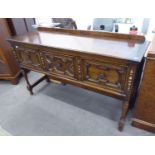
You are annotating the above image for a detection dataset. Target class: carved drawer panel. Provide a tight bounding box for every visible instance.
[82,59,128,94]
[13,44,136,97]
[39,51,76,80]
[14,45,42,70]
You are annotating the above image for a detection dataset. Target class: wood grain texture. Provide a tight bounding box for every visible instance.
[0,18,20,84]
[8,27,149,62]
[7,28,148,131]
[37,27,145,42]
[132,57,155,132]
[132,35,155,133]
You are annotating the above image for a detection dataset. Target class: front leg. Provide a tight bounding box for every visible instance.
[21,69,34,95]
[21,69,50,95]
[118,100,129,131]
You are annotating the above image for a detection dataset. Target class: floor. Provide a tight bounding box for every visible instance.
[0,71,154,136]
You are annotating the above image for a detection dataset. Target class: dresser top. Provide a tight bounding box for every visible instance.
[8,27,150,62]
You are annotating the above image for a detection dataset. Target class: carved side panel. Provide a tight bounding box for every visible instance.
[126,67,135,95]
[74,57,83,80]
[40,52,75,79]
[83,60,128,93]
[14,45,42,70]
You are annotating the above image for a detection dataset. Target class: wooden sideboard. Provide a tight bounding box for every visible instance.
[7,27,149,131]
[132,35,155,133]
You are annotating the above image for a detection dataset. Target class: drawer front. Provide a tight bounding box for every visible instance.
[14,45,76,80]
[82,59,131,94]
[13,44,136,97]
[39,50,76,80]
[14,45,43,70]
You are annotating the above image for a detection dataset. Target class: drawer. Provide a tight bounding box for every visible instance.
[82,59,129,94]
[14,45,43,70]
[39,51,76,80]
[14,45,77,80]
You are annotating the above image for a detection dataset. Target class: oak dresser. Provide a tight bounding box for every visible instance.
[7,27,149,131]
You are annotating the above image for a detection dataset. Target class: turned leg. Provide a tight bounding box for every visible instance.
[118,100,129,131]
[21,69,50,95]
[21,69,33,95]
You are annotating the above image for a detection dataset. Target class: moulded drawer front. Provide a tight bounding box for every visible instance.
[82,59,128,94]
[14,45,43,70]
[39,51,76,80]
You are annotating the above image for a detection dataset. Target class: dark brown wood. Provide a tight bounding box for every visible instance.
[37,26,145,42]
[132,35,155,133]
[119,101,129,131]
[21,69,49,95]
[7,27,149,131]
[8,28,149,62]
[0,18,20,84]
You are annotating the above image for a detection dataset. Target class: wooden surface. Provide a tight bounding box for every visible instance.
[0,18,20,84]
[8,28,149,131]
[132,35,155,133]
[37,27,145,41]
[8,27,149,62]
